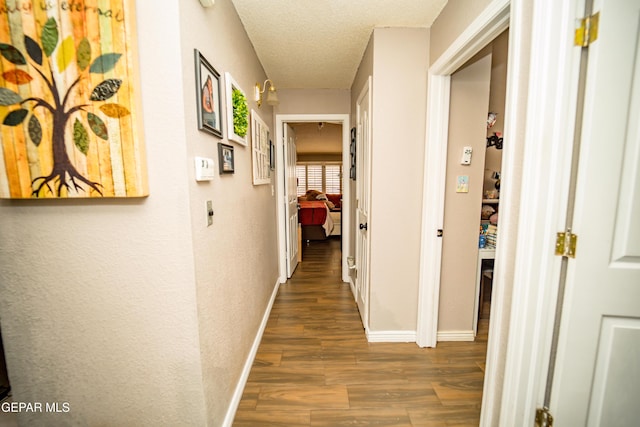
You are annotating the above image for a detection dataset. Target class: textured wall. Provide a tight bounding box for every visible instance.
[179,0,280,424]
[429,0,495,64]
[0,0,282,425]
[0,1,208,425]
[363,28,430,332]
[438,53,492,332]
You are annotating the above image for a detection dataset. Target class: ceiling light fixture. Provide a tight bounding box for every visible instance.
[254,79,279,107]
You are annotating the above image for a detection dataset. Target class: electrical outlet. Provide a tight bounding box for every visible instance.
[206,200,214,226]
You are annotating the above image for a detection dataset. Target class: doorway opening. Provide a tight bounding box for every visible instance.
[275,114,351,286]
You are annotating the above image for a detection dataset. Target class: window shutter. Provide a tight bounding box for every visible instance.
[325,165,342,194]
[306,165,323,192]
[296,165,306,196]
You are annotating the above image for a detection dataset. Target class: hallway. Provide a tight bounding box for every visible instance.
[233,238,488,426]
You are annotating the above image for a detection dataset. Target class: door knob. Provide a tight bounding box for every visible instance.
[359,223,368,230]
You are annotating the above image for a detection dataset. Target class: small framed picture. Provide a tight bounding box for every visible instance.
[218,143,235,174]
[269,140,275,170]
[195,50,223,138]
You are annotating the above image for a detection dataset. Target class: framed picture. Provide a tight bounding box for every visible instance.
[269,140,275,170]
[195,50,223,138]
[251,110,270,185]
[350,127,357,180]
[0,0,148,198]
[225,72,249,146]
[218,143,235,174]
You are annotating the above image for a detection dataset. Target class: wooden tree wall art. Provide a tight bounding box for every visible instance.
[0,1,148,198]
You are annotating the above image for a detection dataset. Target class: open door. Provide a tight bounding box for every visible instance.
[548,1,640,423]
[438,53,492,339]
[355,78,372,329]
[284,124,299,278]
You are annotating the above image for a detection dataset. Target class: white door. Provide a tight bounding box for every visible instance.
[550,1,640,424]
[284,124,299,278]
[355,78,372,328]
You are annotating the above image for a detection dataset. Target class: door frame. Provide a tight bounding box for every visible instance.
[416,0,585,425]
[275,114,351,284]
[416,0,510,347]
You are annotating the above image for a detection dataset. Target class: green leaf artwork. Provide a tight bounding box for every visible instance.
[73,119,89,154]
[89,53,122,74]
[28,115,42,147]
[41,18,59,57]
[3,109,28,126]
[77,38,91,71]
[24,35,43,65]
[232,88,248,137]
[87,112,108,140]
[0,43,26,65]
[0,88,22,106]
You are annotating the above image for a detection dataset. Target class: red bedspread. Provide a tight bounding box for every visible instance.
[298,201,327,225]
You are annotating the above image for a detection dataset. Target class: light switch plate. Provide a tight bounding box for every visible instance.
[206,200,214,226]
[195,157,215,181]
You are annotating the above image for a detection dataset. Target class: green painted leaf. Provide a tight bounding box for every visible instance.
[89,53,122,74]
[0,88,23,106]
[41,17,59,57]
[87,112,108,140]
[0,43,26,65]
[28,115,42,146]
[90,79,122,101]
[73,118,90,155]
[77,38,91,71]
[3,109,28,126]
[24,35,43,65]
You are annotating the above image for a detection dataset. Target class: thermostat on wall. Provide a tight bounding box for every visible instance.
[461,146,473,165]
[195,157,215,181]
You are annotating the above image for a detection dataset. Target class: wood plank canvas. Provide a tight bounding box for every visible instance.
[0,0,147,198]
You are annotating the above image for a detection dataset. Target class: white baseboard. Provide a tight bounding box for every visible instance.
[366,330,417,343]
[222,278,280,427]
[437,330,475,342]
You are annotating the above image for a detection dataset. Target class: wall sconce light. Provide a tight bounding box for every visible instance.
[254,79,279,107]
[199,0,215,7]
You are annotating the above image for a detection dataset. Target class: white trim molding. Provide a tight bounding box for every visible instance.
[223,279,280,427]
[366,330,417,343]
[436,330,475,342]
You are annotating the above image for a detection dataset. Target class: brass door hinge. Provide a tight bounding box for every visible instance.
[555,230,578,258]
[535,407,554,427]
[575,12,600,47]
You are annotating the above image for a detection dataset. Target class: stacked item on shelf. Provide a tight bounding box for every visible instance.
[485,224,498,248]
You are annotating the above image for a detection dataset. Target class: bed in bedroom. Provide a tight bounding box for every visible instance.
[298,192,342,241]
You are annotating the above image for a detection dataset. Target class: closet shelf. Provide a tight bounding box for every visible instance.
[482,199,499,204]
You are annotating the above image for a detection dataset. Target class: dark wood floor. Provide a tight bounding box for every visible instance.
[233,237,489,426]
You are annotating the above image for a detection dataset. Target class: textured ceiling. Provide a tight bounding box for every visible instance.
[231,0,448,89]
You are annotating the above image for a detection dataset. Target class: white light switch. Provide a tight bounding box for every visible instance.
[461,146,473,165]
[195,157,215,181]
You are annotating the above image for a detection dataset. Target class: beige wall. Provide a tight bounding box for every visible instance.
[275,89,351,115]
[0,1,208,425]
[179,0,279,423]
[438,53,492,332]
[0,0,279,425]
[429,0,495,64]
[351,28,430,332]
